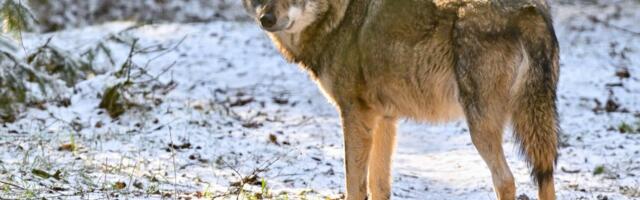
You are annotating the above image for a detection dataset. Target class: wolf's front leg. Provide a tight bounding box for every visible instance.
[340,105,379,200]
[368,117,397,200]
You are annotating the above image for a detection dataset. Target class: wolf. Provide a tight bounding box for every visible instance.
[242,0,560,199]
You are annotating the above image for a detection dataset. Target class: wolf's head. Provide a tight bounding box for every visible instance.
[242,0,326,33]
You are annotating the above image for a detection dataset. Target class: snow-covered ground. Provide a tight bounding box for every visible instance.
[1,1,639,199]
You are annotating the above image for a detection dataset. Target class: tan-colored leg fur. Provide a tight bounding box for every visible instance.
[468,115,515,200]
[367,117,397,200]
[452,34,519,199]
[341,106,378,200]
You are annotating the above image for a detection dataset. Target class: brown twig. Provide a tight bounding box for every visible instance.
[587,15,640,36]
[0,180,26,190]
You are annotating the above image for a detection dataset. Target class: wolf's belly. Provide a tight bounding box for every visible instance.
[364,69,464,122]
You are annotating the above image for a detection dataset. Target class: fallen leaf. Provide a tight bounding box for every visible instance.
[113,181,127,190]
[58,143,77,152]
[32,169,51,179]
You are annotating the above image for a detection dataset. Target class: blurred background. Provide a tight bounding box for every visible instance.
[28,0,246,32]
[0,0,638,199]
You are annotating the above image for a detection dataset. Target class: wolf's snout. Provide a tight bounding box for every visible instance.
[259,13,277,29]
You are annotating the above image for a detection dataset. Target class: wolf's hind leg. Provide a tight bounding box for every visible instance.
[367,116,397,200]
[453,23,519,199]
[456,81,515,200]
[465,107,515,200]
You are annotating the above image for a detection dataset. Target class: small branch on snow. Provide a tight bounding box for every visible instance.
[587,15,640,36]
[0,180,26,190]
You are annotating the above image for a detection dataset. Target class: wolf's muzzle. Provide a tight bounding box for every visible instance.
[260,13,277,29]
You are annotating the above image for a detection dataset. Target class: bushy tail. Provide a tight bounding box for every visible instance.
[511,5,560,186]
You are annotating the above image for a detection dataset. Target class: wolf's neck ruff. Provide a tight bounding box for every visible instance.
[267,0,355,76]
